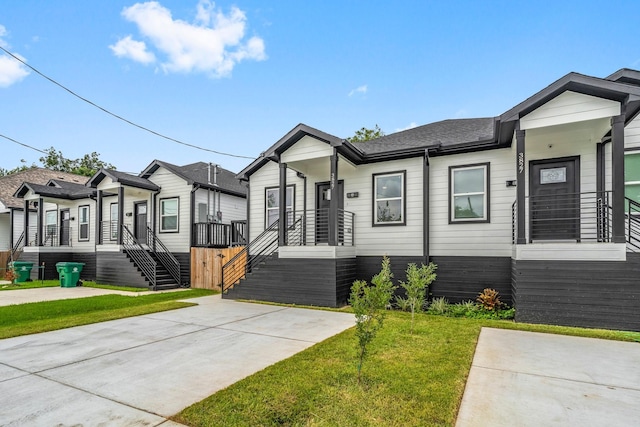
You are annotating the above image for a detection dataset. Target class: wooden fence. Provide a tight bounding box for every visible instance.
[0,251,10,277]
[190,246,245,290]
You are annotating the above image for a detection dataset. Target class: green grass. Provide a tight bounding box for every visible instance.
[0,280,148,292]
[175,311,640,427]
[0,288,215,339]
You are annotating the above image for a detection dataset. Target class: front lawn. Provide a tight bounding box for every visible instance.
[175,311,639,427]
[0,280,147,292]
[0,289,215,339]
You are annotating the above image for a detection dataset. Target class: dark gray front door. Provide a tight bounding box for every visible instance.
[60,209,70,246]
[134,202,147,243]
[315,181,344,244]
[529,157,580,241]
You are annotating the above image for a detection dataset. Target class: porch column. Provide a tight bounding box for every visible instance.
[23,199,29,247]
[611,114,625,243]
[36,198,43,247]
[96,190,103,245]
[329,149,339,246]
[516,127,526,244]
[117,187,124,245]
[278,162,287,246]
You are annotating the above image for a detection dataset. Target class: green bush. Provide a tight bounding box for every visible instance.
[396,262,437,333]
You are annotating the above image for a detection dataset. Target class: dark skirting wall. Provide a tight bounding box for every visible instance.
[224,256,356,307]
[20,252,96,281]
[512,253,640,332]
[356,256,512,305]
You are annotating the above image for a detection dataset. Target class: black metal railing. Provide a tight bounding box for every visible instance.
[25,225,72,247]
[192,222,230,247]
[11,231,24,260]
[511,201,517,244]
[146,225,181,285]
[231,220,247,246]
[627,198,640,252]
[122,224,157,289]
[100,221,120,243]
[286,209,355,246]
[221,220,279,291]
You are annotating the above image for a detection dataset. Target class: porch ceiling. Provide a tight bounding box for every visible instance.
[286,154,357,177]
[523,117,611,146]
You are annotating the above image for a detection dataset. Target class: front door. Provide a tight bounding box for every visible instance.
[315,181,344,244]
[529,157,580,241]
[60,209,70,246]
[134,202,147,243]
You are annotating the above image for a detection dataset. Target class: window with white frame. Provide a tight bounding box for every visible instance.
[450,163,490,222]
[160,198,179,232]
[78,205,89,241]
[265,186,294,227]
[373,171,405,225]
[45,210,57,243]
[625,152,640,208]
[110,203,118,240]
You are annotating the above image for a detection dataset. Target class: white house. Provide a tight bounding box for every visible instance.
[224,68,640,331]
[15,160,247,289]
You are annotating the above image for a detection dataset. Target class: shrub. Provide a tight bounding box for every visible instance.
[4,268,16,283]
[476,288,503,311]
[349,256,396,383]
[426,297,450,315]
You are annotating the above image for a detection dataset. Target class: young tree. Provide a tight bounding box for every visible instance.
[346,124,385,142]
[349,256,395,383]
[396,262,437,334]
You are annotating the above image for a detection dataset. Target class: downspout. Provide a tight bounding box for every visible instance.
[207,163,212,223]
[297,171,307,245]
[190,184,199,248]
[423,149,430,264]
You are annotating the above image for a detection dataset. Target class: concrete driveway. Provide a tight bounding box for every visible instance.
[0,295,355,426]
[456,328,640,427]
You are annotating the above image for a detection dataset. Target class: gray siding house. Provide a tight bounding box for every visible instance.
[15,160,246,289]
[224,68,640,331]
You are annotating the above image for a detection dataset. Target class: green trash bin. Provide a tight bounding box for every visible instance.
[10,261,34,283]
[56,262,85,288]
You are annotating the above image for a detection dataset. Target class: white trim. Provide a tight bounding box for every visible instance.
[512,243,626,261]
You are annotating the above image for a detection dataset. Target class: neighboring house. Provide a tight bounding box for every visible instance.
[225,68,640,332]
[0,168,88,256]
[14,160,247,289]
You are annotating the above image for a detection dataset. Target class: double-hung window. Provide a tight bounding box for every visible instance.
[450,163,490,223]
[110,203,118,240]
[625,152,640,210]
[45,210,57,244]
[160,198,179,232]
[78,205,89,241]
[373,171,405,225]
[266,186,294,227]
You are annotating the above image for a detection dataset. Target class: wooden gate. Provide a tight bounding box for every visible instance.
[190,247,245,290]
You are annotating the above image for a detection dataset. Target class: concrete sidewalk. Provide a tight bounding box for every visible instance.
[0,285,188,306]
[456,328,640,426]
[0,295,355,426]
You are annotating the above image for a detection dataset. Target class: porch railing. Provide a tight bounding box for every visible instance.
[11,231,25,260]
[287,209,355,246]
[100,221,121,243]
[122,224,157,290]
[25,225,72,247]
[627,198,640,252]
[192,222,230,247]
[146,225,181,285]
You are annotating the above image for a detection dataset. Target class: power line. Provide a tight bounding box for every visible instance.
[0,45,256,160]
[0,133,48,155]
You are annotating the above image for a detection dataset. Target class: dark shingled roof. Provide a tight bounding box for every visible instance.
[15,181,95,200]
[142,160,246,197]
[355,118,497,154]
[0,168,87,209]
[88,169,160,191]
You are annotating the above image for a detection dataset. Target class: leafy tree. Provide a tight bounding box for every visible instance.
[349,256,395,383]
[39,147,115,177]
[0,160,36,177]
[347,124,385,142]
[396,262,437,334]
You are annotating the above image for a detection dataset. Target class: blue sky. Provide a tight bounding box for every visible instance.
[1,0,639,175]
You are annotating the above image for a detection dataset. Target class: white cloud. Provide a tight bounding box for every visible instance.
[112,0,266,77]
[395,122,417,132]
[0,25,30,88]
[454,109,468,118]
[109,35,156,64]
[348,84,368,97]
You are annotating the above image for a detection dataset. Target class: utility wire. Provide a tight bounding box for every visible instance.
[0,46,256,160]
[0,133,48,155]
